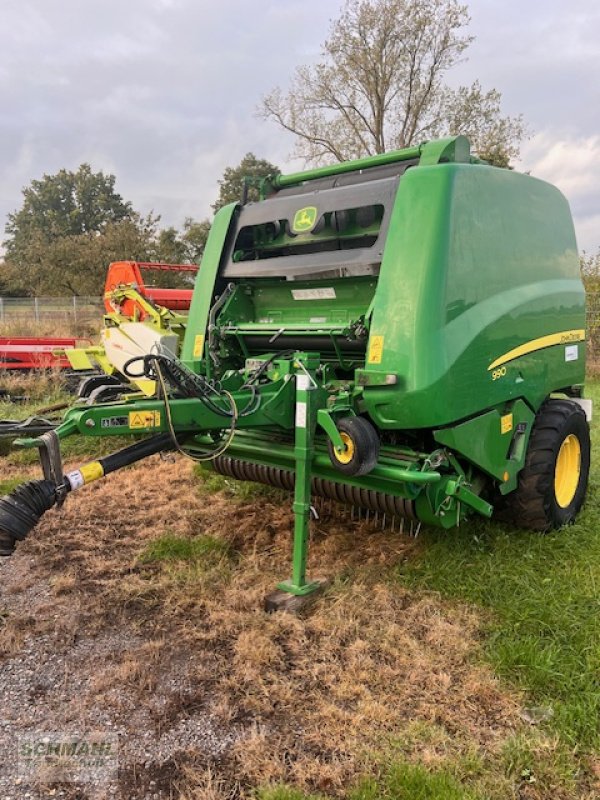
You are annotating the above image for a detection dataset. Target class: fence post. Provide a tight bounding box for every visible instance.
[34,297,40,323]
[0,297,4,324]
[72,295,78,323]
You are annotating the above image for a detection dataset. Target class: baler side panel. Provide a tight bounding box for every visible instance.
[363,165,585,430]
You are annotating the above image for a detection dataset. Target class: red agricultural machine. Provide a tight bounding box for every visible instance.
[0,337,91,371]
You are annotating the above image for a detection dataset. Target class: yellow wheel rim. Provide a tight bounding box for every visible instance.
[554,434,581,508]
[335,431,355,465]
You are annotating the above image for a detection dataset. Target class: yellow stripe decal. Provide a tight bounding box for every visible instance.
[488,329,585,371]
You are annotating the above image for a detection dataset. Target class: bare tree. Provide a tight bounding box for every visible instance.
[261,0,526,166]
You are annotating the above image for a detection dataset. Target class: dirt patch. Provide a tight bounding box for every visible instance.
[0,455,523,798]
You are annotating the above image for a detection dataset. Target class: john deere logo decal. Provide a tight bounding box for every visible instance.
[292,206,318,233]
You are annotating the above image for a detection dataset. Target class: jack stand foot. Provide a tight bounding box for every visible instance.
[264,577,329,614]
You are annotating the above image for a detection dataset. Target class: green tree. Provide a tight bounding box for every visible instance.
[212,153,279,212]
[156,217,211,264]
[2,164,160,295]
[261,0,526,167]
[581,249,600,292]
[3,213,159,296]
[152,218,210,288]
[4,164,133,262]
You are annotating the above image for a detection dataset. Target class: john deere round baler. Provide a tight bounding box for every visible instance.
[0,136,590,604]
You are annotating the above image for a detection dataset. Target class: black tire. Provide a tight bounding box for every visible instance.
[327,416,380,476]
[507,398,590,531]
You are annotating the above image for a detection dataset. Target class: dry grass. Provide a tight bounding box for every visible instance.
[0,611,35,657]
[0,454,530,797]
[0,368,67,400]
[0,318,99,339]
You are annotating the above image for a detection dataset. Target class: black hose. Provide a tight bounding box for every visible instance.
[98,432,174,476]
[0,480,57,555]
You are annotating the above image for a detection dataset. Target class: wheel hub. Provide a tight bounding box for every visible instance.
[554,433,581,508]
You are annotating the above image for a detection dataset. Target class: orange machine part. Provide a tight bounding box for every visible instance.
[104,261,199,320]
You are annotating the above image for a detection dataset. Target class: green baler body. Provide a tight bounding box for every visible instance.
[364,163,584,428]
[182,158,584,432]
[35,136,586,546]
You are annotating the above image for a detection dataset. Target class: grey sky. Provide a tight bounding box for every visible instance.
[0,0,598,252]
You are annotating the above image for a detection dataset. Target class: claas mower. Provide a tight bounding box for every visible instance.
[65,260,198,401]
[0,136,591,605]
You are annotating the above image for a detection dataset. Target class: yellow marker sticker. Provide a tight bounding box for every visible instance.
[368,335,385,364]
[129,411,161,429]
[80,461,104,484]
[500,413,513,435]
[292,206,318,233]
[193,334,205,358]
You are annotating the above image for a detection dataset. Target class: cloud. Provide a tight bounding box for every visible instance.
[0,0,332,238]
[519,132,600,252]
[0,0,598,260]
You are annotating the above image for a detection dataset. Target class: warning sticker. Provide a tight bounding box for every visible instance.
[129,411,161,429]
[367,335,384,364]
[193,334,205,358]
[500,413,513,435]
[565,344,579,362]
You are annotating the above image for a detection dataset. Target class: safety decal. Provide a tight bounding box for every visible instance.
[565,344,579,362]
[101,416,128,428]
[193,334,205,358]
[129,411,161,429]
[367,335,384,364]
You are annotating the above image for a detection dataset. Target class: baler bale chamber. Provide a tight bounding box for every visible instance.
[0,135,591,604]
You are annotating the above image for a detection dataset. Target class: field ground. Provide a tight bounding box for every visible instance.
[0,375,599,799]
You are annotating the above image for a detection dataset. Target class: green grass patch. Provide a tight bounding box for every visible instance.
[193,462,286,502]
[138,532,234,592]
[396,381,600,751]
[349,762,481,800]
[140,532,231,565]
[0,476,30,495]
[397,512,600,748]
[257,762,482,800]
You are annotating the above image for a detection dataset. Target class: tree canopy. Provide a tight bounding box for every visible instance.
[261,0,526,167]
[1,153,279,296]
[2,213,160,296]
[4,164,133,261]
[212,153,279,212]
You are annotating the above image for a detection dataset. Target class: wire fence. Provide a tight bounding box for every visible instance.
[1,293,600,365]
[0,296,103,335]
